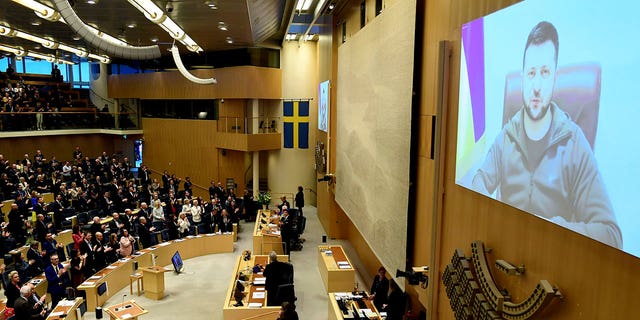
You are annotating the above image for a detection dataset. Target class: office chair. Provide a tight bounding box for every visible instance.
[275,283,296,306]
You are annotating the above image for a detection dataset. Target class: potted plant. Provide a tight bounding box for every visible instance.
[257,191,272,210]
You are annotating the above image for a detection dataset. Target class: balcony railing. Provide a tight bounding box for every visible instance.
[0,110,140,132]
[217,116,280,134]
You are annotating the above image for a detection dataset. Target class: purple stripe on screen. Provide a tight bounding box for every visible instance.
[462,18,486,142]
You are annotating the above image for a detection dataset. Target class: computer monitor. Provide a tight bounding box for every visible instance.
[171,251,184,273]
[97,282,108,296]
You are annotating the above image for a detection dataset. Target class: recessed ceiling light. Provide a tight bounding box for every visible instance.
[218,22,228,31]
[72,35,81,41]
[31,20,42,26]
[127,23,137,29]
[225,36,233,44]
[86,0,99,4]
[205,1,218,9]
[329,3,335,10]
[150,37,159,42]
[34,45,41,50]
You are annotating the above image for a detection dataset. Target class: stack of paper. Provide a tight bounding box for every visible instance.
[252,292,265,299]
[253,278,266,285]
[248,302,262,308]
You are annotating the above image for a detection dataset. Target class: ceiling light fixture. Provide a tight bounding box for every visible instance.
[31,20,42,26]
[305,34,315,41]
[150,37,159,42]
[0,43,26,56]
[295,0,313,11]
[127,23,137,29]
[72,34,81,40]
[225,36,233,44]
[126,0,203,52]
[218,22,228,31]
[87,53,111,64]
[86,0,98,4]
[11,0,62,22]
[204,0,217,9]
[285,33,297,41]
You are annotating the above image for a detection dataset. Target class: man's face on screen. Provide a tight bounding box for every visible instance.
[523,40,556,121]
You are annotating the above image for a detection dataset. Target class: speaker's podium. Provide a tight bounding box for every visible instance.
[140,266,169,300]
[105,300,148,320]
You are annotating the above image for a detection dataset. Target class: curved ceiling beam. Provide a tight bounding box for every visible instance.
[52,0,161,60]
[171,45,216,85]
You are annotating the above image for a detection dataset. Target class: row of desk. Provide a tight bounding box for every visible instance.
[253,210,283,255]
[222,254,289,320]
[25,232,234,314]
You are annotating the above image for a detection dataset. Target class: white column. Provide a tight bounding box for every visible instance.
[251,99,261,196]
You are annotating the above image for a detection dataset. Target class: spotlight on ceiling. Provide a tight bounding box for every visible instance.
[217,22,228,31]
[225,36,233,44]
[86,0,98,4]
[204,0,217,9]
[127,23,137,29]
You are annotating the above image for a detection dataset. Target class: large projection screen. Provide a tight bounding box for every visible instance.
[335,0,416,287]
[456,0,640,257]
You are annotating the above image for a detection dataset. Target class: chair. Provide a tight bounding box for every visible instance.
[503,62,601,150]
[1,199,14,222]
[275,283,296,306]
[66,243,75,260]
[76,211,88,225]
[42,192,55,204]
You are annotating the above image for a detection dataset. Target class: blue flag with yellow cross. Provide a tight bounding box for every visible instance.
[283,100,309,149]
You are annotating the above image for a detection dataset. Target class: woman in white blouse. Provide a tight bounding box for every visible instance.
[178,212,191,238]
[190,199,202,224]
[152,199,164,224]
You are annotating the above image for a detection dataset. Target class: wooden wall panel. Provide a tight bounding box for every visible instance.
[0,134,131,164]
[141,118,245,199]
[423,0,640,319]
[108,66,282,99]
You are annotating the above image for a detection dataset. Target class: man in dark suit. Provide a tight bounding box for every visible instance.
[44,254,69,308]
[47,195,66,233]
[263,251,294,306]
[219,209,233,233]
[279,209,294,254]
[136,217,156,248]
[14,285,46,319]
[79,232,95,276]
[34,214,51,244]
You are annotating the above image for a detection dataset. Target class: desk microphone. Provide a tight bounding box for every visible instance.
[121,294,128,307]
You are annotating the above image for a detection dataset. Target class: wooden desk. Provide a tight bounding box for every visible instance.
[105,300,148,320]
[253,210,283,255]
[318,245,356,292]
[328,292,382,320]
[222,254,289,320]
[78,233,233,311]
[140,266,168,300]
[46,298,84,320]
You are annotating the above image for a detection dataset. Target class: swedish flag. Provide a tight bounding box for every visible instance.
[283,101,309,149]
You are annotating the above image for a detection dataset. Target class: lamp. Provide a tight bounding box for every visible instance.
[0,43,26,57]
[126,0,203,52]
[87,53,111,64]
[11,0,62,21]
[170,45,216,85]
[0,24,109,62]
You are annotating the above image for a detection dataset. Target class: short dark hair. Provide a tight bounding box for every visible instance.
[523,21,559,69]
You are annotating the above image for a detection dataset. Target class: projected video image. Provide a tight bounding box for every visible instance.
[318,80,329,132]
[455,0,640,257]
